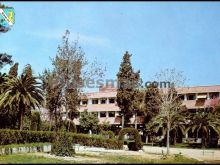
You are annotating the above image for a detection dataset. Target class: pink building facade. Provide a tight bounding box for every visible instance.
[70,85,220,127]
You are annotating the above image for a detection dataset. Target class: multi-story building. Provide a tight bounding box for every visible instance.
[71,85,220,127]
[40,84,220,143]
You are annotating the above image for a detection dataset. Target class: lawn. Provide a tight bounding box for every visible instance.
[0,154,70,164]
[0,152,203,164]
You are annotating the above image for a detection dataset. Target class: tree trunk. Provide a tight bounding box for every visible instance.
[68,120,71,132]
[174,129,177,145]
[135,112,137,129]
[19,111,24,130]
[122,115,124,128]
[55,108,58,132]
[167,122,170,155]
[146,136,148,144]
[49,119,52,131]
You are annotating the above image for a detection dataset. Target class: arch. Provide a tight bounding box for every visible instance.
[118,128,143,151]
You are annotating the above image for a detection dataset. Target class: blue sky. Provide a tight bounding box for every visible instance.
[1,2,220,91]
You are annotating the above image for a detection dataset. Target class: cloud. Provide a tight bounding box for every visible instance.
[25,29,111,48]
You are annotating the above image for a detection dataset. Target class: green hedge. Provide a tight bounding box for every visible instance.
[71,133,122,149]
[0,129,123,150]
[100,130,115,139]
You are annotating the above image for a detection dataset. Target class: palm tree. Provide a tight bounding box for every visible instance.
[146,106,188,145]
[189,108,220,147]
[0,74,44,130]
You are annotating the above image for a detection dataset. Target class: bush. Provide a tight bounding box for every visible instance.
[101,130,115,139]
[40,121,51,131]
[71,133,123,150]
[30,111,41,131]
[0,129,123,150]
[118,128,143,151]
[51,132,75,156]
[0,129,54,145]
[61,120,77,133]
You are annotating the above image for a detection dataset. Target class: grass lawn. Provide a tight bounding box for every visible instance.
[0,152,203,164]
[0,154,70,164]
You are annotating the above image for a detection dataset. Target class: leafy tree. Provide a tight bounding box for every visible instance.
[0,63,18,129]
[41,30,105,131]
[144,83,161,123]
[98,120,111,132]
[65,88,80,131]
[79,110,99,134]
[148,68,186,155]
[0,53,13,70]
[116,51,141,128]
[40,69,62,132]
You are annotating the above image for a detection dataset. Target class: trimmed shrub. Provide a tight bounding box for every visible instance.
[0,129,54,145]
[71,133,123,150]
[0,129,123,150]
[30,111,41,131]
[51,132,75,156]
[101,130,115,139]
[118,128,143,151]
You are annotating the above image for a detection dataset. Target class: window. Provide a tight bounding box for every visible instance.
[187,94,196,100]
[92,99,98,104]
[109,111,115,117]
[100,112,106,117]
[210,92,219,99]
[109,98,115,104]
[188,109,196,113]
[178,95,184,100]
[197,93,207,99]
[82,100,88,105]
[101,99,106,104]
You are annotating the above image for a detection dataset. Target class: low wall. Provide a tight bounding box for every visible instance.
[0,144,51,155]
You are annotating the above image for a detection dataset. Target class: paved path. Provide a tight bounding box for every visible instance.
[74,144,220,162]
[142,146,220,162]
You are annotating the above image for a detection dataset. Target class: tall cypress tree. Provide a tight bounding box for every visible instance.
[116,51,140,128]
[23,64,33,78]
[8,62,18,77]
